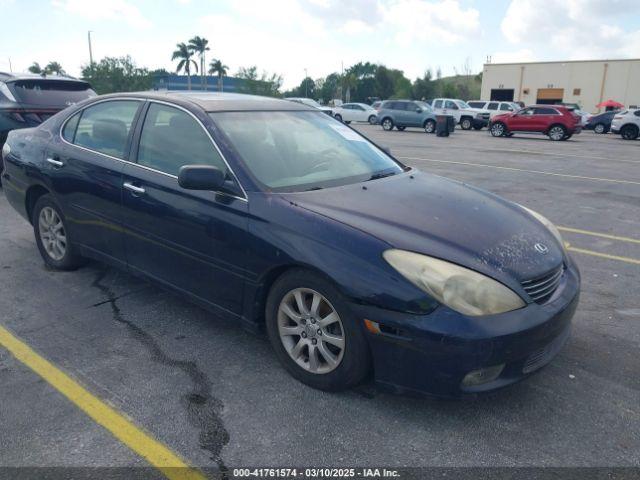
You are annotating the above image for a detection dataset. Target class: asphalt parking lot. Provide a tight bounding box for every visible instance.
[1,126,639,476]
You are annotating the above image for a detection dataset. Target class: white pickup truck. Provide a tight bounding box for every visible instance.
[430,98,492,130]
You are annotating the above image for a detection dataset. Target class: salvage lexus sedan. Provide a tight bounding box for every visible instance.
[1,92,580,397]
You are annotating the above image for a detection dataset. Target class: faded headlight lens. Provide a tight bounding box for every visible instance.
[520,206,564,250]
[383,250,525,316]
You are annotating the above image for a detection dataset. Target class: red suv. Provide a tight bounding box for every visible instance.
[489,105,582,141]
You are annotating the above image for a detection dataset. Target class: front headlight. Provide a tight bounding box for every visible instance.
[383,250,525,316]
[519,206,564,250]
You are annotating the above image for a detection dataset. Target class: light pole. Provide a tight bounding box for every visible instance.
[304,68,308,97]
[87,31,94,67]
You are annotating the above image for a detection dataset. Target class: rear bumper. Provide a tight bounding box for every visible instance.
[351,260,580,397]
[611,126,620,134]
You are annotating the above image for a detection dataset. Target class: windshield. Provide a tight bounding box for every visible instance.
[299,98,323,108]
[416,101,433,111]
[211,111,404,192]
[455,100,471,109]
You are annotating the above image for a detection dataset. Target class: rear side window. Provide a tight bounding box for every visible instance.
[487,102,499,110]
[534,107,558,115]
[62,112,81,143]
[467,102,485,108]
[445,100,457,109]
[74,101,140,159]
[137,103,226,177]
[434,100,443,108]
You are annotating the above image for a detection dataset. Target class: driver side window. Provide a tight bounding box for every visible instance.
[137,103,227,177]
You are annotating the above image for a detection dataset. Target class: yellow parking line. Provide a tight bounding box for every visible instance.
[566,246,640,266]
[397,156,640,186]
[0,325,206,480]
[559,226,640,245]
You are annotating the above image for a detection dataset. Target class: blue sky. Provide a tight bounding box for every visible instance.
[1,0,639,89]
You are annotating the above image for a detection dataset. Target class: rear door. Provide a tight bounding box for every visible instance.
[120,101,248,314]
[486,102,500,118]
[46,99,143,265]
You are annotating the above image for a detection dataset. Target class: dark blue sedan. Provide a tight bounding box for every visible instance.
[0,92,580,397]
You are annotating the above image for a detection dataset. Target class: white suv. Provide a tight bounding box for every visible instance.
[610,109,640,140]
[430,98,491,130]
[468,100,521,118]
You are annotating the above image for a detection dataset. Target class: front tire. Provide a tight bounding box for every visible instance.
[460,117,472,130]
[265,269,371,391]
[621,124,639,140]
[32,194,84,270]
[548,125,566,141]
[381,117,394,131]
[334,114,343,123]
[423,119,436,134]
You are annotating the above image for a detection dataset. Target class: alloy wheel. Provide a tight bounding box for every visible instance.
[491,123,505,137]
[549,126,565,141]
[38,206,67,261]
[594,123,605,134]
[382,119,393,131]
[424,120,435,133]
[277,288,345,374]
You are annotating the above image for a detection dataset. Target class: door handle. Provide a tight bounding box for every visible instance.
[46,158,64,168]
[123,182,145,195]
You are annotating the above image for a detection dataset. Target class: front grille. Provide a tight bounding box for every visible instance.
[521,265,564,304]
[481,113,490,120]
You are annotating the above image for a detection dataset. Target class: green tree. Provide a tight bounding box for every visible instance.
[188,36,210,90]
[45,61,66,75]
[28,62,42,74]
[374,66,395,100]
[208,59,228,92]
[412,69,436,100]
[171,42,198,90]
[320,73,340,103]
[81,56,153,94]
[236,66,283,97]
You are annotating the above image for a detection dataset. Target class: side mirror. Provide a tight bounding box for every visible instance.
[178,165,225,191]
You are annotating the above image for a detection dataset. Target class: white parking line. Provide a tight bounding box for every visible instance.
[397,156,640,186]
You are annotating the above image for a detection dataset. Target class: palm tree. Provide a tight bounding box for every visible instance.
[45,61,66,76]
[208,59,228,92]
[28,62,42,74]
[171,42,198,91]
[188,36,210,90]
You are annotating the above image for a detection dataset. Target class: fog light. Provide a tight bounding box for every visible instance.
[462,364,505,387]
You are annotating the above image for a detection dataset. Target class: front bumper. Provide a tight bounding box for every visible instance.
[472,118,489,128]
[352,261,580,397]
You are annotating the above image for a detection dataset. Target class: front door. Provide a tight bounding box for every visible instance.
[120,102,248,314]
[508,107,537,131]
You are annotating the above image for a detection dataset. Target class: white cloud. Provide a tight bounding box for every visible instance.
[501,0,640,60]
[341,20,374,36]
[491,49,536,64]
[382,0,480,47]
[52,0,152,29]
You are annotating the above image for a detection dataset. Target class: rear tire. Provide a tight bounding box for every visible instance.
[32,194,85,271]
[381,118,394,131]
[548,125,566,141]
[265,269,371,391]
[490,122,506,137]
[423,119,436,134]
[368,115,377,125]
[621,124,639,140]
[593,123,606,134]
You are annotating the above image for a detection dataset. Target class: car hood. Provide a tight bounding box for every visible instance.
[288,170,564,283]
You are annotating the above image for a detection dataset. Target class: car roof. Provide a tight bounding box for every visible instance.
[0,72,89,84]
[96,91,316,112]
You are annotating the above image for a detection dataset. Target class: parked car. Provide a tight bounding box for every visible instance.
[430,98,491,130]
[1,92,580,397]
[584,110,619,134]
[610,109,640,140]
[285,97,333,116]
[489,105,582,141]
[377,100,438,133]
[333,103,377,124]
[0,72,95,174]
[467,100,521,118]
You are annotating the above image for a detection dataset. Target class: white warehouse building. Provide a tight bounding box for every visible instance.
[480,58,640,113]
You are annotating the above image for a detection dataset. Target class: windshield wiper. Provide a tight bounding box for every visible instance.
[368,171,397,181]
